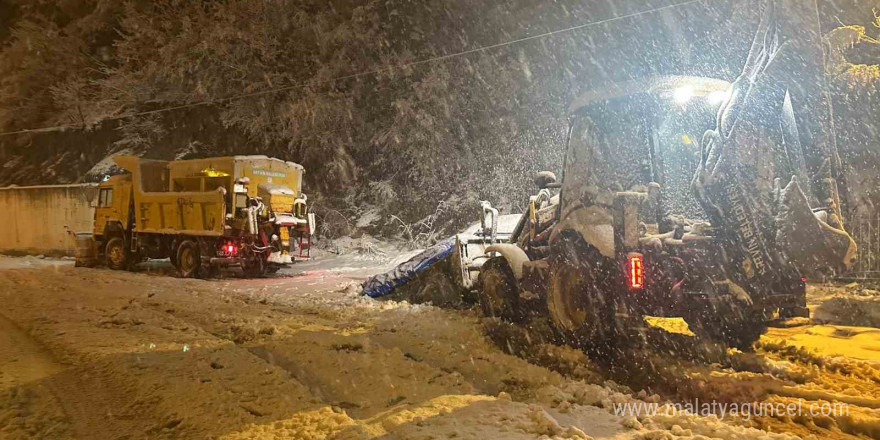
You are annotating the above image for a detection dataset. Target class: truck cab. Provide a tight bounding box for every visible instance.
[93,175,132,253]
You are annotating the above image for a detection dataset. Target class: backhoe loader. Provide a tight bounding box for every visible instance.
[464,1,857,349]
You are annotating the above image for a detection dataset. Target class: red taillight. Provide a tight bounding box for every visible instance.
[627,253,643,289]
[221,242,237,256]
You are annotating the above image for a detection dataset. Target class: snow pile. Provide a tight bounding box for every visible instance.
[1,260,877,439]
[810,283,880,328]
[0,255,71,269]
[223,407,357,439]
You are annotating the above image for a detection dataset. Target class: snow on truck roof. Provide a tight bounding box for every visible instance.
[228,155,305,171]
[162,155,304,170]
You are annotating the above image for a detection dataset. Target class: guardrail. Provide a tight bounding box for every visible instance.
[846,212,880,279]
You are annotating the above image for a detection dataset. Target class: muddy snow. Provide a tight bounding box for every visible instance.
[0,254,877,439]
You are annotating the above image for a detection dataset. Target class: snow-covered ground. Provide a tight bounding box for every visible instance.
[0,253,877,439]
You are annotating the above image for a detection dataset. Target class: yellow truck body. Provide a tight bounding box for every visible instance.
[109,155,305,236]
[88,155,310,277]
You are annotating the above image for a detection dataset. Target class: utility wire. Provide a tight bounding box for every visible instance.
[0,0,706,137]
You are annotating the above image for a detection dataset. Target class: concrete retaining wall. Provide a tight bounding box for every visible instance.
[0,184,97,256]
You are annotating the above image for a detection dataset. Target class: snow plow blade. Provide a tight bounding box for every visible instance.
[362,237,455,298]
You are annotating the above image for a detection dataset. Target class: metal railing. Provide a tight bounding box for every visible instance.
[847,212,880,279]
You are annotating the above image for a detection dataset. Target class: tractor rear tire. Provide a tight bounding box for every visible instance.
[176,240,201,278]
[546,234,612,344]
[477,257,521,321]
[105,237,128,270]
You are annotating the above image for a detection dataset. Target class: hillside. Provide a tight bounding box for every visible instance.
[0,0,877,237]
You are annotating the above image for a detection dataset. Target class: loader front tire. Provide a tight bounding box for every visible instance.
[477,257,520,321]
[176,240,201,278]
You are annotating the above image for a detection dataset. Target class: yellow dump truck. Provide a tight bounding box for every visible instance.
[84,155,314,277]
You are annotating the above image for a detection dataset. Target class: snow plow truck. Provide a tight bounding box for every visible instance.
[78,155,315,277]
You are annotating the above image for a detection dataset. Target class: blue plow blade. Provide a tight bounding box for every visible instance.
[361,237,455,298]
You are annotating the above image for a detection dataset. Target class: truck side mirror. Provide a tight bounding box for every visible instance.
[85,186,99,208]
[535,171,557,190]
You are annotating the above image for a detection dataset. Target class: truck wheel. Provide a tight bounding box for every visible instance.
[546,234,608,341]
[477,257,520,321]
[176,240,201,278]
[105,237,128,270]
[242,256,266,278]
[169,240,178,267]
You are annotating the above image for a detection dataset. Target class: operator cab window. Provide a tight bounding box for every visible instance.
[98,188,113,207]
